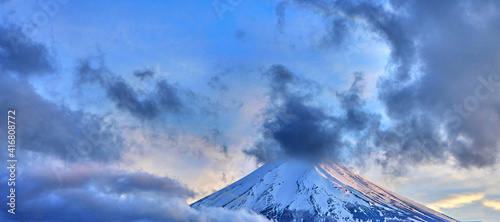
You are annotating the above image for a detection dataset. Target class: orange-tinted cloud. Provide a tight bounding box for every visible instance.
[427,193,485,212]
[483,199,500,211]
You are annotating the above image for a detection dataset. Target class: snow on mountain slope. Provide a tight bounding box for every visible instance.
[191,158,457,222]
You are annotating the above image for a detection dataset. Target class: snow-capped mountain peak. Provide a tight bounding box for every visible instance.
[191,158,457,221]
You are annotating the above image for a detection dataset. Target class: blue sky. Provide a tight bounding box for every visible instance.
[1,0,500,221]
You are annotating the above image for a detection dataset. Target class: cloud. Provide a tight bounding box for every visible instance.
[275,1,287,32]
[0,26,55,76]
[0,161,269,222]
[0,51,243,222]
[133,68,155,80]
[483,199,500,211]
[0,28,119,163]
[75,55,184,119]
[268,96,343,161]
[188,207,271,222]
[373,0,500,169]
[277,0,500,172]
[0,75,123,162]
[9,162,195,206]
[208,75,229,91]
[245,65,379,163]
[427,193,485,212]
[156,79,183,113]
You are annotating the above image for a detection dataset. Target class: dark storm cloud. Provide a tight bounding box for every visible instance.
[133,68,155,80]
[0,76,122,162]
[0,22,122,165]
[337,72,375,131]
[370,0,500,169]
[244,141,284,164]
[0,163,269,222]
[75,56,184,119]
[0,26,55,75]
[274,0,500,171]
[246,65,377,163]
[106,78,159,118]
[0,164,193,221]
[157,79,183,112]
[267,97,343,161]
[385,0,500,169]
[24,164,194,199]
[372,115,446,175]
[265,64,296,95]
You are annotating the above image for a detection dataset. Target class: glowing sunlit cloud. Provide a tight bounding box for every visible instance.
[427,193,485,212]
[483,199,500,211]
